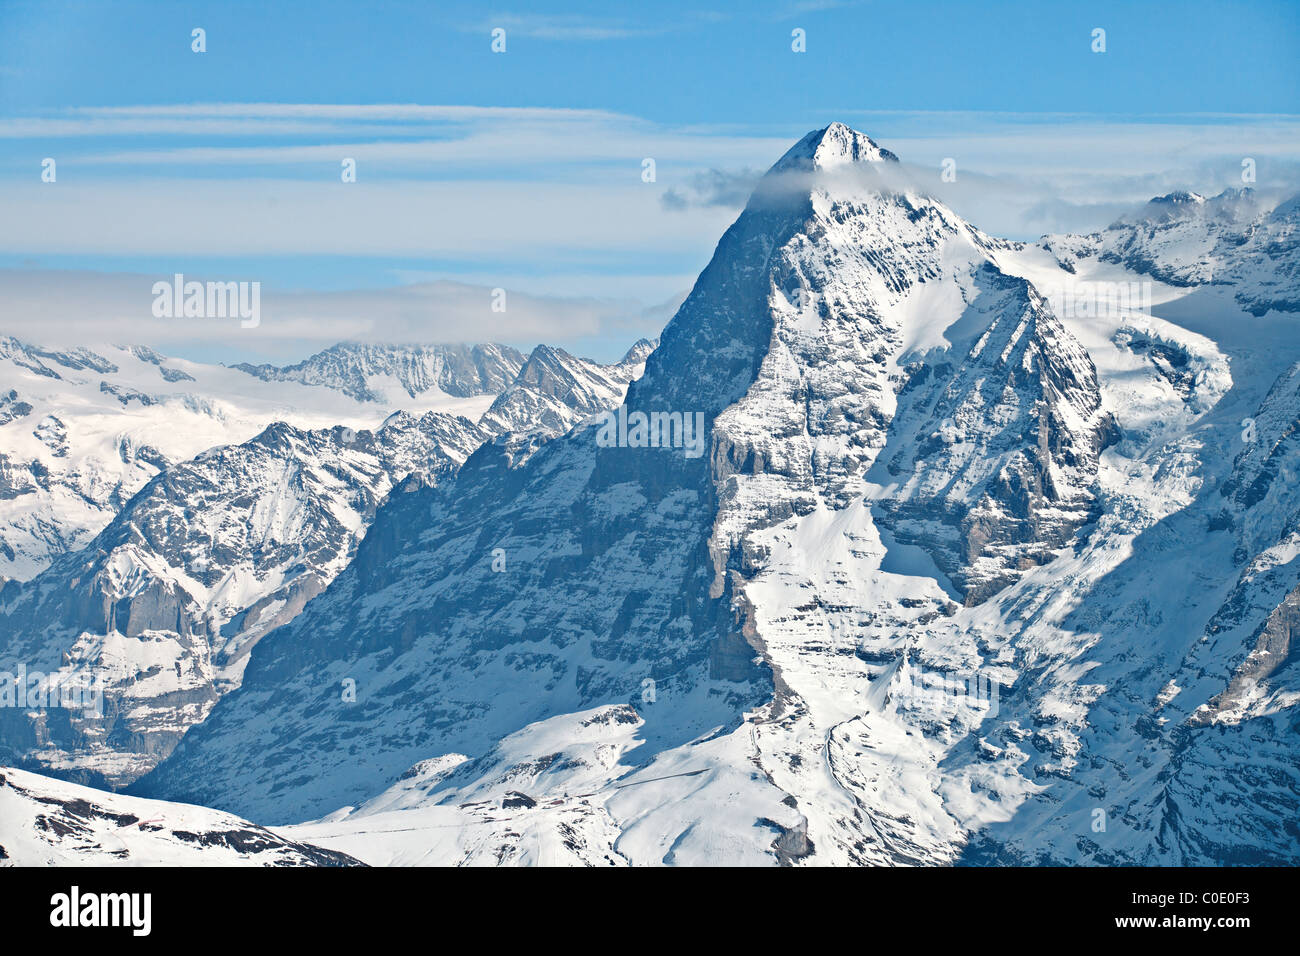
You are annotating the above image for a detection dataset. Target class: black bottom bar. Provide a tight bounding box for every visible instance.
[0,865,1286,942]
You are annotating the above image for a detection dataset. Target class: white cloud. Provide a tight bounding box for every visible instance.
[0,178,738,257]
[12,105,1298,244]
[0,103,632,140]
[5,103,1299,361]
[869,114,1300,237]
[466,15,665,40]
[0,269,672,361]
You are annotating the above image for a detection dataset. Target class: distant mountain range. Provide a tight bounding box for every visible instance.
[230,342,529,404]
[0,339,651,788]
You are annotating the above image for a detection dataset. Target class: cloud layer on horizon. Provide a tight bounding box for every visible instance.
[3,103,1298,361]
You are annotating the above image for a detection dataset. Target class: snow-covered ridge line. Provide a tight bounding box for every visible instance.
[0,338,507,583]
[230,341,528,403]
[0,765,361,866]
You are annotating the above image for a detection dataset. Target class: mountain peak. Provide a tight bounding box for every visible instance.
[771,122,899,174]
[1149,190,1206,206]
[619,337,657,366]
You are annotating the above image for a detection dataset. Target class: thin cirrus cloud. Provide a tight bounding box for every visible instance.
[464,14,667,40]
[5,104,1295,229]
[459,3,859,36]
[0,103,641,146]
[2,104,794,180]
[0,103,780,270]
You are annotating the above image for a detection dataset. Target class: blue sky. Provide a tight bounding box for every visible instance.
[5,0,1297,117]
[1,0,1297,363]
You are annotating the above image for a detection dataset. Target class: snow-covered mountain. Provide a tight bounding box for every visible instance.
[0,412,486,786]
[231,342,527,404]
[0,765,359,865]
[0,339,500,582]
[282,704,645,865]
[0,342,643,788]
[7,123,1298,866]
[478,339,655,463]
[1040,188,1300,316]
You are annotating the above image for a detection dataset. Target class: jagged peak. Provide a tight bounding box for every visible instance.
[770,122,899,175]
[1148,190,1206,206]
[764,122,899,176]
[619,337,657,366]
[518,342,583,372]
[735,122,943,221]
[1148,187,1260,209]
[1117,185,1270,229]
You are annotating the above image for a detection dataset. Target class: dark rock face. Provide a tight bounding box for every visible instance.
[0,339,119,378]
[32,415,69,458]
[99,381,157,407]
[0,390,32,426]
[1112,327,1199,400]
[1193,361,1300,728]
[125,346,195,383]
[134,178,791,822]
[0,342,643,790]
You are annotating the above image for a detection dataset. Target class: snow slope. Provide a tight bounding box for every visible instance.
[230,342,527,405]
[0,765,359,866]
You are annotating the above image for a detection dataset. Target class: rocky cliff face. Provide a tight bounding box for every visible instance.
[0,413,486,786]
[705,133,1116,609]
[133,183,793,818]
[871,271,1119,603]
[0,343,643,789]
[953,351,1300,865]
[477,341,652,462]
